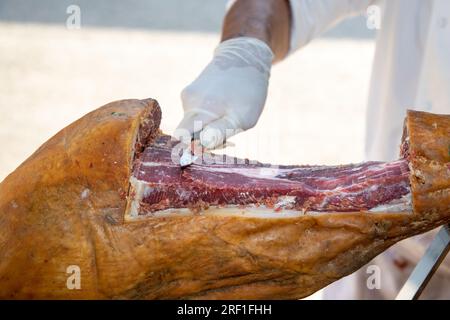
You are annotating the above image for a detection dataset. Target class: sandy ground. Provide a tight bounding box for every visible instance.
[0,22,375,182]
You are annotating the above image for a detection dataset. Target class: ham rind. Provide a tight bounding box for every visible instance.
[1,98,448,300]
[130,135,411,216]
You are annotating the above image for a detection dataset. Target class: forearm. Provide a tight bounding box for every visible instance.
[221,0,291,62]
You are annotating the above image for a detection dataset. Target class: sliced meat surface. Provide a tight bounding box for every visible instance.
[131,135,411,215]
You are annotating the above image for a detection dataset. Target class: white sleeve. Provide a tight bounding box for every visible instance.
[288,0,376,52]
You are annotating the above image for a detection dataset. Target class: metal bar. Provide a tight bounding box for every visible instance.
[396,224,450,300]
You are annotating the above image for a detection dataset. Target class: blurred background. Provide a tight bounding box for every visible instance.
[0,0,376,184]
[0,0,378,300]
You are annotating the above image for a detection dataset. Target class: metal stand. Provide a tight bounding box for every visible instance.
[396,224,450,300]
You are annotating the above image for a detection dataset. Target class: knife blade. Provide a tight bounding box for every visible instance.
[396,224,450,300]
[180,146,198,168]
[179,131,201,169]
[179,131,235,168]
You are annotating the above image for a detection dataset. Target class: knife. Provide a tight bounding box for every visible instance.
[179,131,235,168]
[179,131,201,169]
[396,224,450,300]
[180,145,198,168]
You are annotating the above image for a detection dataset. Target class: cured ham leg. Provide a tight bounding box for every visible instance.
[0,98,448,299]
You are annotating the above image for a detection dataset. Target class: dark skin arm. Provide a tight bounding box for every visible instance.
[221,0,292,62]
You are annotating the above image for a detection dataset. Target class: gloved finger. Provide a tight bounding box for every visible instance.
[199,115,242,149]
[174,109,220,144]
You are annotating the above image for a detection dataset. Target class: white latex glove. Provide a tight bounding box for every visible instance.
[175,37,274,149]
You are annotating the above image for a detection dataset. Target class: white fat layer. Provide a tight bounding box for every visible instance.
[369,193,412,212]
[274,196,296,209]
[133,205,307,219]
[189,165,323,181]
[141,162,167,167]
[128,202,413,220]
[127,176,145,218]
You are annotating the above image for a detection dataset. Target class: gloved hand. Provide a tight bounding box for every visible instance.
[174,37,274,149]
